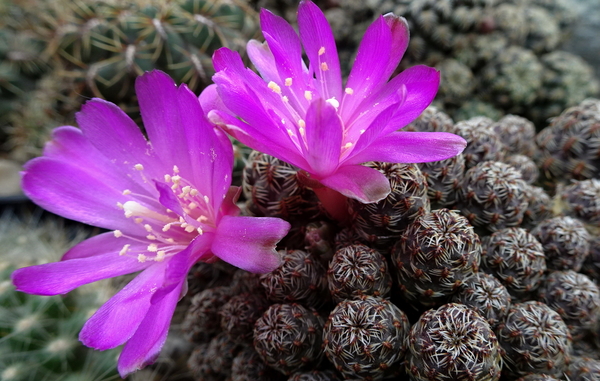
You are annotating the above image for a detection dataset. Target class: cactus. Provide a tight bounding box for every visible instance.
[452,117,505,169]
[531,216,590,272]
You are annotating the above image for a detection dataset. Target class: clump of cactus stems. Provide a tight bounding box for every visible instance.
[480,227,547,300]
[405,303,503,381]
[392,209,481,308]
[322,296,410,381]
[557,179,600,230]
[253,303,324,375]
[538,270,600,340]
[452,117,506,169]
[497,301,572,379]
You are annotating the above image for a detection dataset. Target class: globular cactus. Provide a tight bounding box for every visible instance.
[452,117,505,169]
[405,303,502,381]
[558,179,600,229]
[491,114,538,158]
[532,216,590,272]
[392,209,481,308]
[504,154,539,184]
[322,296,410,381]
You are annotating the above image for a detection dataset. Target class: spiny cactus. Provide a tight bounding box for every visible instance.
[405,303,502,381]
[491,114,538,157]
[181,285,234,344]
[480,227,546,300]
[347,162,430,251]
[322,296,410,381]
[326,244,392,303]
[521,184,553,231]
[253,303,324,375]
[538,270,600,340]
[558,179,600,228]
[392,209,481,308]
[231,347,286,381]
[288,369,342,381]
[451,272,512,330]
[452,117,505,169]
[417,154,465,209]
[497,301,572,379]
[404,105,455,133]
[219,292,270,346]
[456,161,529,234]
[536,98,600,183]
[531,216,590,272]
[260,249,329,309]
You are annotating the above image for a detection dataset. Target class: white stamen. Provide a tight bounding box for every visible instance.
[137,254,147,262]
[164,174,172,182]
[147,243,158,252]
[134,218,143,224]
[304,91,312,101]
[122,189,132,195]
[185,225,196,233]
[204,195,210,203]
[285,78,293,86]
[345,87,354,95]
[197,215,208,222]
[190,189,199,196]
[134,164,144,171]
[162,224,172,232]
[117,202,124,209]
[326,97,340,109]
[114,230,123,238]
[189,202,198,210]
[282,96,289,102]
[344,142,353,149]
[267,81,281,94]
[146,234,157,240]
[156,251,166,261]
[119,244,130,256]
[321,62,329,71]
[182,186,191,195]
[318,46,326,55]
[123,201,172,222]
[173,165,180,173]
[144,224,153,232]
[197,227,204,235]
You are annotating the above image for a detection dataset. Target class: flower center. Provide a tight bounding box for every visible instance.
[113,164,214,263]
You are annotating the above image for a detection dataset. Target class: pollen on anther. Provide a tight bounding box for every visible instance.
[146,234,157,240]
[134,164,144,171]
[162,224,171,232]
[318,46,326,55]
[144,224,153,232]
[173,165,180,173]
[184,225,196,233]
[134,218,143,224]
[147,243,158,252]
[298,119,306,128]
[137,254,147,262]
[197,215,208,222]
[119,244,130,256]
[197,227,204,235]
[285,78,293,86]
[190,189,199,196]
[304,91,312,101]
[204,195,210,203]
[321,62,329,71]
[345,87,354,95]
[164,174,172,182]
[344,142,353,149]
[326,97,340,108]
[267,81,281,94]
[189,202,198,210]
[113,230,123,238]
[122,189,132,195]
[156,251,166,261]
[117,202,124,209]
[182,186,191,195]
[282,96,289,102]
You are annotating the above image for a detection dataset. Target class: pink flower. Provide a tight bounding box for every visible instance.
[201,0,466,205]
[11,71,290,377]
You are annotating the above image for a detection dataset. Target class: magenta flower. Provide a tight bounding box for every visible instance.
[201,0,466,207]
[11,71,290,377]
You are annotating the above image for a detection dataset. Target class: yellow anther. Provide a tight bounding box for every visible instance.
[320,62,329,71]
[134,164,144,171]
[173,165,180,173]
[122,189,132,195]
[344,142,353,149]
[185,225,196,233]
[134,218,143,224]
[156,251,166,261]
[304,91,313,101]
[162,224,171,232]
[345,87,354,95]
[137,254,147,262]
[189,202,198,210]
[182,186,191,195]
[147,243,158,252]
[197,215,208,222]
[267,81,281,94]
[119,244,130,256]
[190,189,199,196]
[146,234,157,240]
[326,97,340,108]
[166,238,175,243]
[285,78,293,86]
[196,227,204,235]
[282,96,289,103]
[113,230,123,238]
[117,202,124,209]
[204,195,210,203]
[171,175,181,183]
[298,119,306,128]
[164,174,172,182]
[144,224,153,232]
[318,46,326,55]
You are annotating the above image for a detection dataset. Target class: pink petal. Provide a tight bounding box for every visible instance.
[382,14,410,80]
[117,280,183,377]
[319,164,391,203]
[247,40,279,83]
[298,0,342,100]
[378,65,440,135]
[346,131,467,165]
[80,263,167,350]
[341,16,392,118]
[75,99,167,183]
[22,157,143,232]
[211,216,290,273]
[304,99,343,177]
[62,232,143,260]
[12,252,151,295]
